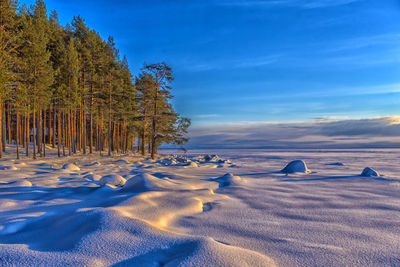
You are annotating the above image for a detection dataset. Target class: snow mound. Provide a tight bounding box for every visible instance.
[84,162,101,167]
[84,174,102,181]
[186,162,198,168]
[0,165,18,170]
[176,156,190,164]
[161,155,192,165]
[214,173,243,188]
[61,163,80,171]
[281,160,310,174]
[203,164,218,169]
[204,154,221,162]
[326,162,344,166]
[123,173,176,192]
[162,158,177,166]
[99,174,126,187]
[361,167,379,177]
[35,162,51,167]
[123,173,161,192]
[113,159,129,164]
[10,180,32,187]
[203,155,231,164]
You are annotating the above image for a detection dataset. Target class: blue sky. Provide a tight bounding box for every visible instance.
[19,0,400,147]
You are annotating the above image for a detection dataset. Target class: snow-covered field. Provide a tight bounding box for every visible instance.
[0,147,399,266]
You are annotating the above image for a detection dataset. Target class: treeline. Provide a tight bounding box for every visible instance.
[0,0,190,160]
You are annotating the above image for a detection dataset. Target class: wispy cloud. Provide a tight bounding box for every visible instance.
[181,31,400,73]
[272,33,400,69]
[187,116,400,148]
[195,114,221,118]
[323,33,400,53]
[218,0,362,9]
[183,55,280,72]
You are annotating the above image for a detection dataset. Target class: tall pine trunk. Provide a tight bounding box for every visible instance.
[89,89,93,154]
[49,104,52,146]
[57,108,61,157]
[100,111,104,156]
[7,103,11,145]
[141,128,145,156]
[0,101,3,158]
[43,109,46,157]
[108,82,112,156]
[2,102,6,152]
[68,110,71,156]
[16,112,19,159]
[52,104,56,147]
[25,110,29,157]
[82,106,86,154]
[32,101,37,159]
[38,109,42,157]
[62,110,65,156]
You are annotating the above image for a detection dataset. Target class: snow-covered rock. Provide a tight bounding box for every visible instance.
[0,165,18,170]
[113,159,129,164]
[214,173,243,188]
[162,158,177,166]
[281,160,310,174]
[10,180,32,187]
[193,155,205,161]
[186,161,198,168]
[176,156,190,164]
[325,162,344,166]
[204,155,221,162]
[203,155,232,164]
[99,174,126,187]
[84,173,102,181]
[361,167,379,177]
[61,163,80,171]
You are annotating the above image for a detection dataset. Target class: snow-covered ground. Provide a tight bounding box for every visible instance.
[0,147,399,266]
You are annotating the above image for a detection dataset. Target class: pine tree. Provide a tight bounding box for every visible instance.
[72,16,90,154]
[20,0,54,159]
[101,36,120,156]
[141,63,174,159]
[0,0,20,158]
[0,0,190,159]
[135,72,155,155]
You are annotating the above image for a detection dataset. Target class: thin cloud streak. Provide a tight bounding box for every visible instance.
[218,0,362,9]
[180,32,400,74]
[182,55,280,72]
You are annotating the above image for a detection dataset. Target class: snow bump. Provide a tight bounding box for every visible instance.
[361,167,379,177]
[99,174,126,187]
[61,163,80,171]
[281,160,310,174]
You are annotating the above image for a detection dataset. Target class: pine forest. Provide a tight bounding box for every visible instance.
[0,0,191,160]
